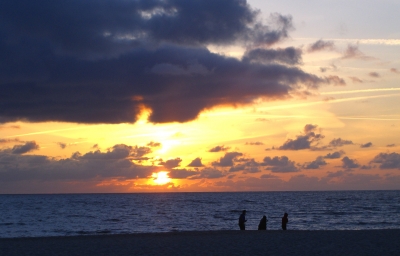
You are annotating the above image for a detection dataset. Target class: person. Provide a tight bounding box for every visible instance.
[238,210,247,230]
[258,215,267,230]
[282,212,288,230]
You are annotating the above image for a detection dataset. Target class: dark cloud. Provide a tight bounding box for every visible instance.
[57,142,67,149]
[348,76,363,83]
[0,0,324,125]
[260,173,278,179]
[341,156,360,169]
[307,40,335,52]
[11,141,39,154]
[213,152,243,167]
[168,168,199,179]
[243,47,302,65]
[0,143,159,182]
[324,151,345,159]
[329,138,353,147]
[386,144,396,147]
[262,155,299,173]
[325,75,346,86]
[390,68,400,74]
[368,72,380,78]
[81,144,152,161]
[209,145,230,152]
[189,167,225,179]
[370,152,400,169]
[341,44,374,60]
[187,157,204,167]
[303,156,327,169]
[247,12,294,48]
[360,142,373,148]
[278,124,324,150]
[229,158,260,173]
[245,141,264,145]
[159,158,182,169]
[0,138,20,144]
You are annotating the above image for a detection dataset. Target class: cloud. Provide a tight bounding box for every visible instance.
[386,144,396,147]
[159,158,182,169]
[329,138,353,147]
[189,167,226,179]
[168,168,199,179]
[260,174,279,179]
[0,0,324,125]
[245,141,264,145]
[81,144,152,160]
[368,72,380,78]
[341,156,360,169]
[325,75,346,86]
[242,47,302,65]
[302,156,327,169]
[307,40,335,52]
[10,141,39,154]
[0,138,20,144]
[360,142,373,148]
[0,143,160,182]
[0,125,20,130]
[262,155,299,173]
[213,152,243,167]
[390,68,400,74]
[348,76,363,83]
[370,152,400,169]
[278,124,324,150]
[209,145,230,152]
[229,158,260,173]
[57,142,67,149]
[187,157,204,167]
[147,141,161,147]
[324,151,345,159]
[341,44,374,60]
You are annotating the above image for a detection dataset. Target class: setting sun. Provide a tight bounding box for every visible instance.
[151,171,171,185]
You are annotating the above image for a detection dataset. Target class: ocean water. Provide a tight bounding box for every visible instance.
[0,190,399,238]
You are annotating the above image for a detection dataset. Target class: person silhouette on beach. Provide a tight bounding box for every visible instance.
[238,210,247,230]
[282,212,288,230]
[258,215,267,230]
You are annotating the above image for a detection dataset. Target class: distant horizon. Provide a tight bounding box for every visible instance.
[2,189,399,196]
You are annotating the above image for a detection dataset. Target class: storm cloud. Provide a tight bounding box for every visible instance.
[0,0,324,125]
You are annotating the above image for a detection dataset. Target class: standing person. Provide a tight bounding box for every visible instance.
[258,215,267,230]
[238,210,247,230]
[282,212,288,230]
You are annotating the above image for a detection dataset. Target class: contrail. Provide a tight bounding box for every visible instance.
[321,88,400,95]
[5,126,91,138]
[261,93,400,111]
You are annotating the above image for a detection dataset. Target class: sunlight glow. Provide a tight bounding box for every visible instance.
[151,171,171,185]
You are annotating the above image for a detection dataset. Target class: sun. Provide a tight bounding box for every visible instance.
[151,171,171,185]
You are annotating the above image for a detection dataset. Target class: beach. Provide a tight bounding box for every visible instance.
[1,229,399,256]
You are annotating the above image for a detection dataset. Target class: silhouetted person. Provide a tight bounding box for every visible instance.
[258,215,267,230]
[282,212,288,230]
[238,210,247,230]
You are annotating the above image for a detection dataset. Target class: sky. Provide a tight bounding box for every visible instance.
[0,0,400,193]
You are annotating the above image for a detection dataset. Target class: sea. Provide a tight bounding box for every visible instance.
[0,190,399,238]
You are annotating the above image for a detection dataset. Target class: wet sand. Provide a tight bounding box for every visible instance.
[1,229,400,256]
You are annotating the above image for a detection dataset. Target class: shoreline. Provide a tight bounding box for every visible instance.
[2,229,400,255]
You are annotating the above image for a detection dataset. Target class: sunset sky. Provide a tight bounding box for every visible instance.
[1,0,399,193]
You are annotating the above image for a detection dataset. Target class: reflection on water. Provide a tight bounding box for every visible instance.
[0,191,399,238]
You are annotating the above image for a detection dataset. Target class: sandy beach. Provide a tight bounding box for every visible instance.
[1,229,399,256]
